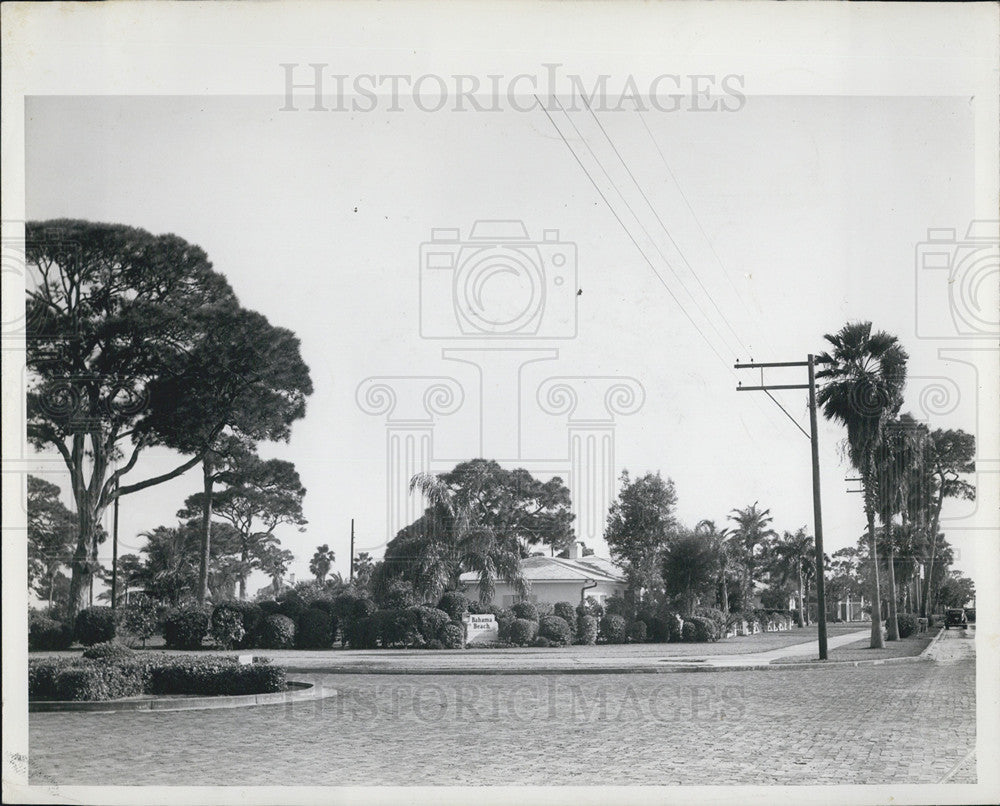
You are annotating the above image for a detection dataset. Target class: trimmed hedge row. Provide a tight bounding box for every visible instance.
[29,615,74,651]
[29,654,286,701]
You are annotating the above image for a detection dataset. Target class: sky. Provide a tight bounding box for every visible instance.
[23,92,984,595]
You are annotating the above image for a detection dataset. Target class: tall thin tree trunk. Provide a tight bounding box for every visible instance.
[864,475,885,648]
[239,545,249,601]
[721,569,730,615]
[796,565,805,628]
[883,509,900,641]
[198,455,214,604]
[922,482,945,618]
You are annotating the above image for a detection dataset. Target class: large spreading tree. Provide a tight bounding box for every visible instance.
[25,220,311,616]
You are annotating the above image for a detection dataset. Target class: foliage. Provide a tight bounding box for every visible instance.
[628,620,648,643]
[375,608,420,647]
[938,574,975,608]
[511,601,539,622]
[437,591,470,623]
[257,614,296,649]
[309,544,336,583]
[661,529,719,616]
[345,615,379,649]
[410,606,451,643]
[211,600,263,650]
[29,614,74,651]
[728,502,777,611]
[374,578,419,610]
[82,640,136,661]
[896,613,918,639]
[27,475,77,611]
[681,620,696,642]
[163,604,211,650]
[603,596,627,618]
[496,610,516,642]
[538,615,573,646]
[296,607,336,649]
[117,594,159,647]
[599,613,628,644]
[74,606,117,646]
[553,601,578,633]
[686,615,718,642]
[210,607,247,649]
[438,622,466,649]
[509,618,538,646]
[576,614,598,645]
[693,607,726,640]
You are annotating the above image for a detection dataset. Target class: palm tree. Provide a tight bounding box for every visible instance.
[662,529,719,617]
[695,520,738,614]
[408,471,526,604]
[260,545,295,595]
[309,544,336,583]
[728,503,777,612]
[771,528,814,627]
[816,321,908,649]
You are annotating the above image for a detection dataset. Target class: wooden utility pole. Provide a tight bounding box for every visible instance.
[735,357,829,660]
[349,518,355,582]
[111,479,120,611]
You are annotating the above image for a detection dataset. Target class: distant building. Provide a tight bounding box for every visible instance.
[460,543,626,607]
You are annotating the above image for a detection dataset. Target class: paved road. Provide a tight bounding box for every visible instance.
[28,629,976,786]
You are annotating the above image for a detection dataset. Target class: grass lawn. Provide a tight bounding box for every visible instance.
[773,632,934,664]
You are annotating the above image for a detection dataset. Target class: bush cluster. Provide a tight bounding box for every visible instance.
[599,613,628,644]
[210,608,247,650]
[685,616,716,643]
[29,655,286,701]
[896,613,918,639]
[681,620,696,642]
[163,604,211,650]
[29,614,74,651]
[74,606,117,646]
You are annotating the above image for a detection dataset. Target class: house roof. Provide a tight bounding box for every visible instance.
[460,555,625,585]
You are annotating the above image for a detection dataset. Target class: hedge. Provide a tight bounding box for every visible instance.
[344,615,379,649]
[82,641,136,661]
[74,607,117,646]
[29,615,74,651]
[599,613,627,644]
[896,613,918,639]
[29,655,286,701]
[296,607,336,649]
[538,615,572,646]
[163,605,211,650]
[376,608,420,647]
[257,614,296,649]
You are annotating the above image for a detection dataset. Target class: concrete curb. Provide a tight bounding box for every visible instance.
[29,680,337,713]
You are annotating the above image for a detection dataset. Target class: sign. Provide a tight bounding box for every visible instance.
[464,614,499,645]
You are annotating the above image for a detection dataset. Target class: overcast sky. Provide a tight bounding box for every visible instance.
[25,91,982,593]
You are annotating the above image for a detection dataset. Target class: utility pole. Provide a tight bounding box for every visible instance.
[735,356,829,660]
[111,479,120,611]
[349,518,355,582]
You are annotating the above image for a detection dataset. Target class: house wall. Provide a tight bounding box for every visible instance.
[464,579,625,608]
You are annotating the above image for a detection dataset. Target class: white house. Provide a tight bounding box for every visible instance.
[460,545,626,607]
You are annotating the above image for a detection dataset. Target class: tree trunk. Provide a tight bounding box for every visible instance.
[197,455,214,604]
[67,497,102,618]
[882,507,900,641]
[239,545,249,601]
[865,501,885,649]
[721,571,730,615]
[922,482,945,618]
[796,566,805,628]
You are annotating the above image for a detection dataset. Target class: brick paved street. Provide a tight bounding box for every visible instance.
[28,630,976,786]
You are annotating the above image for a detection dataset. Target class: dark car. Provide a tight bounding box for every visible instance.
[945,607,968,629]
[964,607,976,624]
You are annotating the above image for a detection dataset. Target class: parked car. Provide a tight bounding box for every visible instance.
[964,607,976,624]
[945,607,968,629]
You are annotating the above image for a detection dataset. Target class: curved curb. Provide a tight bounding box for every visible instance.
[29,681,337,713]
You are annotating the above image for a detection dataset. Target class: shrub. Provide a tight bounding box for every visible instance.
[532,636,556,648]
[603,596,628,618]
[599,613,627,644]
[897,613,918,639]
[496,610,515,642]
[535,601,554,619]
[687,616,715,643]
[29,614,74,651]
[333,592,360,621]
[538,614,573,646]
[211,601,263,650]
[438,622,466,649]
[628,620,648,643]
[511,601,538,622]
[423,639,444,650]
[681,620,696,642]
[467,601,501,616]
[352,597,378,620]
[665,612,684,642]
[29,658,148,701]
[410,606,451,644]
[118,595,159,648]
[210,608,247,650]
[296,607,336,649]
[258,599,284,616]
[257,614,296,649]
[576,614,598,645]
[148,657,286,696]
[553,602,577,633]
[694,607,725,640]
[163,605,210,650]
[437,592,470,623]
[274,589,309,621]
[509,618,538,646]
[74,606,117,646]
[645,615,670,643]
[344,615,379,649]
[375,579,418,609]
[578,596,604,620]
[82,641,135,661]
[376,608,420,647]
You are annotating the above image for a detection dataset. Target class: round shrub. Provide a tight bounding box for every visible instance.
[258,599,283,616]
[538,614,572,646]
[212,601,262,650]
[377,608,420,647]
[256,614,296,649]
[163,605,210,650]
[511,601,538,622]
[599,613,627,644]
[210,608,246,650]
[344,614,379,649]
[82,640,136,661]
[118,595,159,647]
[553,602,577,633]
[535,601,554,618]
[496,610,515,642]
[509,617,538,646]
[352,597,377,620]
[297,607,336,649]
[275,589,309,621]
[694,607,725,639]
[687,616,715,643]
[603,596,628,618]
[74,606,117,646]
[576,614,598,645]
[29,614,74,651]
[896,613,918,639]
[532,636,556,648]
[628,620,648,643]
[681,620,696,642]
[333,592,360,620]
[437,592,470,623]
[377,579,418,609]
[438,622,465,649]
[410,605,451,644]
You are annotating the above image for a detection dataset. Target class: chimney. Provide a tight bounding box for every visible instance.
[567,541,581,560]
